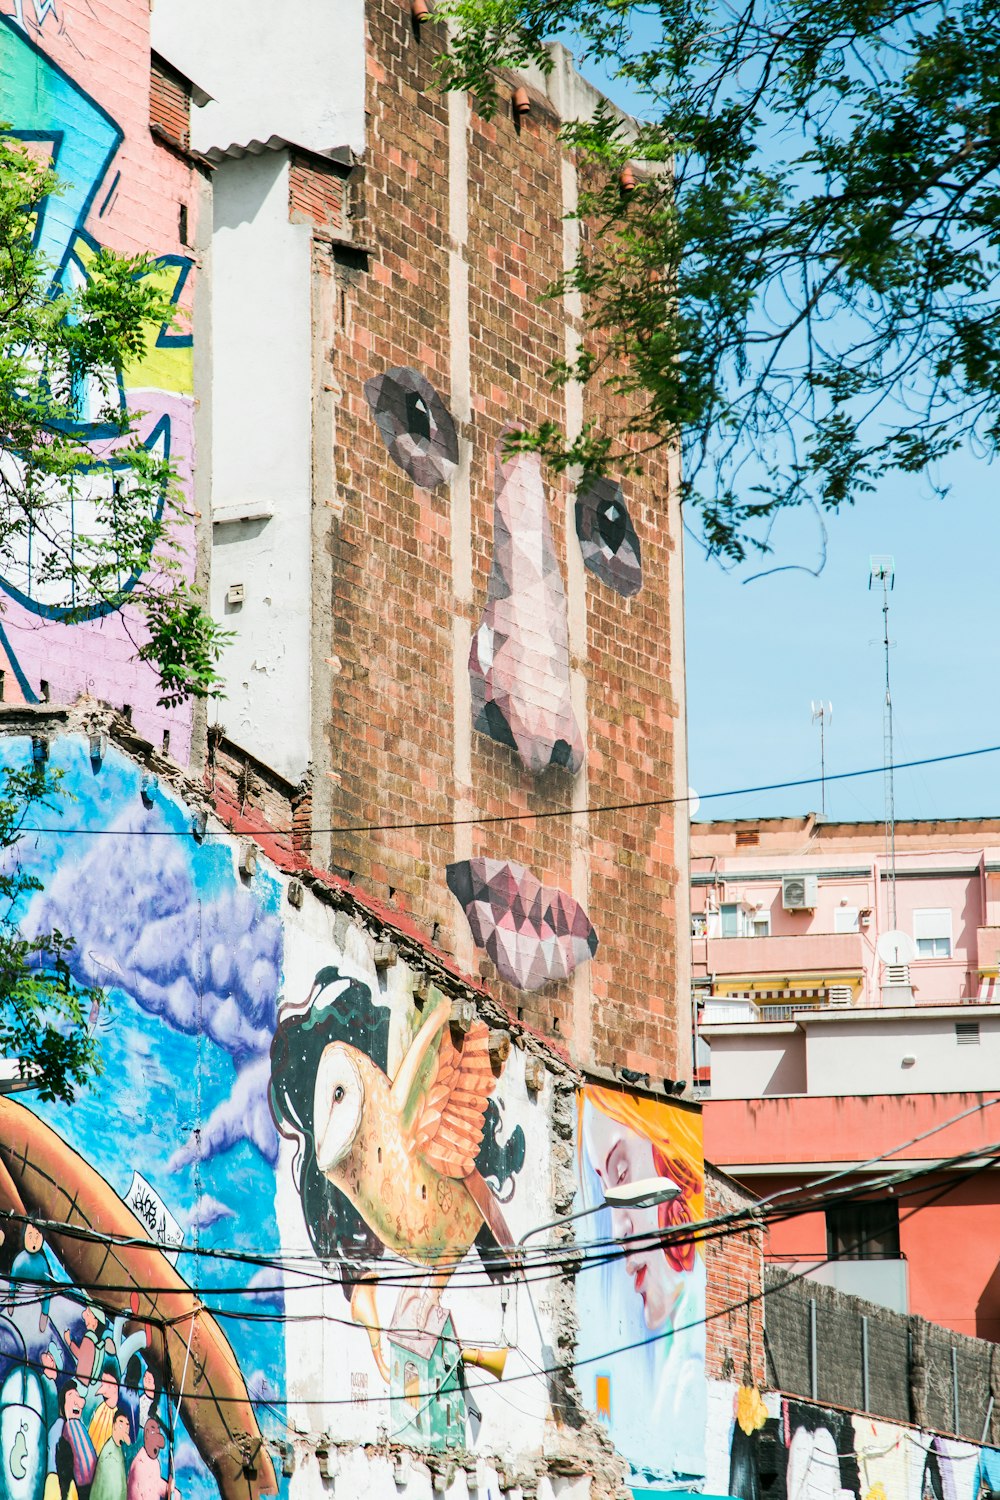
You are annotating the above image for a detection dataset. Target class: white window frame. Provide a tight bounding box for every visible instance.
[752,914,771,938]
[720,902,742,938]
[913,908,953,959]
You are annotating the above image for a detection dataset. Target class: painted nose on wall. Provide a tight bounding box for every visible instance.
[469,441,585,776]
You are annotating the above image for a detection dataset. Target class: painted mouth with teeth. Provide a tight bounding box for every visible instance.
[446,857,598,992]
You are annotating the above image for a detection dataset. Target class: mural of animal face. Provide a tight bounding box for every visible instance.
[313,1044,366,1174]
[270,967,531,1449]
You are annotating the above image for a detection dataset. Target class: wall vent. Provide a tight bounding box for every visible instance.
[826,986,853,1008]
[956,1021,981,1045]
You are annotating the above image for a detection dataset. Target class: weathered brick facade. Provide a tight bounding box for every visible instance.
[705,1165,766,1386]
[311,1,686,1076]
[150,51,192,154]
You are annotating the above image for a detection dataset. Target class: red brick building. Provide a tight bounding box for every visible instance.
[153,0,691,1080]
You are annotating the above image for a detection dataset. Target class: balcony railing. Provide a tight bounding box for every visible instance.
[704,929,865,979]
[700,997,846,1026]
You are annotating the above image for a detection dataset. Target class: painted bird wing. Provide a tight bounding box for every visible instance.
[389,997,496,1178]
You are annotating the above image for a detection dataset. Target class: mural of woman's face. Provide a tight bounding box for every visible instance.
[584,1104,684,1332]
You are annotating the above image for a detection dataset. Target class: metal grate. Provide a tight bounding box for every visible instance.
[956,1020,981,1045]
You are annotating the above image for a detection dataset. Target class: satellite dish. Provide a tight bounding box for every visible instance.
[877,930,916,965]
[687,787,701,818]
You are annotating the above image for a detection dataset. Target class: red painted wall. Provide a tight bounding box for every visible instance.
[705,1093,1000,1340]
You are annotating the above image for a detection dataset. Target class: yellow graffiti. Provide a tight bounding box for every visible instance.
[737,1384,769,1435]
[71,235,193,396]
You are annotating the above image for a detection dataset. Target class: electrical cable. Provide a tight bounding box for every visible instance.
[4,1144,989,1415]
[10,742,1000,838]
[0,1100,995,1310]
[0,1134,994,1323]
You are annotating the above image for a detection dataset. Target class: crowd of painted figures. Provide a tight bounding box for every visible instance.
[0,1223,179,1500]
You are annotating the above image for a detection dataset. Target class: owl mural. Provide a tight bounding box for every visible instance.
[268,967,525,1436]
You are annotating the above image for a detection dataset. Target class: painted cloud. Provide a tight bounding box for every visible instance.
[24,804,282,1165]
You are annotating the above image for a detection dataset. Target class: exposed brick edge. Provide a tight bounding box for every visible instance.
[212,783,573,1066]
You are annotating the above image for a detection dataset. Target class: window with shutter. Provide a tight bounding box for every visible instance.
[913,908,952,958]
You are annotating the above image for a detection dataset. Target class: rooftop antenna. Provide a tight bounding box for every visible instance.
[810,701,833,815]
[869,555,897,929]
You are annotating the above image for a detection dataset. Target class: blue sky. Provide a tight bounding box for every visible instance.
[684,446,1000,824]
[563,40,1000,824]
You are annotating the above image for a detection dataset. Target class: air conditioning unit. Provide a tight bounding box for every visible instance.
[782,874,818,911]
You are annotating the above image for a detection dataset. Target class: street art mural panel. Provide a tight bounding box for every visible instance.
[574,476,642,598]
[575,1085,706,1489]
[268,956,553,1454]
[445,857,597,992]
[469,438,584,777]
[707,1385,999,1500]
[363,368,458,490]
[0,734,285,1500]
[0,10,197,760]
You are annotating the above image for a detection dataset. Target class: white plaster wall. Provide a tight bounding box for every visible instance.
[706,1028,807,1098]
[278,890,556,1469]
[208,152,312,780]
[150,0,366,155]
[804,1011,1000,1095]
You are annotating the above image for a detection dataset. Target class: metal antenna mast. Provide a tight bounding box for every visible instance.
[810,701,833,815]
[869,556,897,929]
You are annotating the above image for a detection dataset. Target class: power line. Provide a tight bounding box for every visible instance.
[0,1087,994,1299]
[6,1144,989,1416]
[12,741,1000,839]
[2,1124,996,1312]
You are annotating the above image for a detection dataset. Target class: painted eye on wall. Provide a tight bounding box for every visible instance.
[574,475,643,597]
[363,367,459,489]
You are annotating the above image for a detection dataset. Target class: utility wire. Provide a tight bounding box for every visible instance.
[0,1088,995,1300]
[12,742,1000,838]
[2,1130,996,1311]
[4,1145,990,1414]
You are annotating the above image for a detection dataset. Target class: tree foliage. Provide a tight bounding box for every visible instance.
[0,761,102,1103]
[437,0,1000,559]
[0,136,229,1097]
[0,133,225,700]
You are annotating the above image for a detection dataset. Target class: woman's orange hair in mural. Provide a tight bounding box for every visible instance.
[580,1085,705,1272]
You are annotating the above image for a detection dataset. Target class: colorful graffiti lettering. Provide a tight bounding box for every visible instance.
[575,1086,707,1487]
[0,12,196,757]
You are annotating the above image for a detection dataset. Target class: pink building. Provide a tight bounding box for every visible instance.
[693,816,1000,1340]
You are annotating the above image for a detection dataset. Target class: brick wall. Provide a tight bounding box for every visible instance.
[150,54,191,154]
[312,0,683,1074]
[289,152,347,231]
[705,1165,765,1386]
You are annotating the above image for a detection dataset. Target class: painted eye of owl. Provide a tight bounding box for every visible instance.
[575,475,643,597]
[363,367,459,489]
[333,1086,345,1103]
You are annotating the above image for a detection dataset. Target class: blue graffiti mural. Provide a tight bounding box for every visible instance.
[0,735,285,1500]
